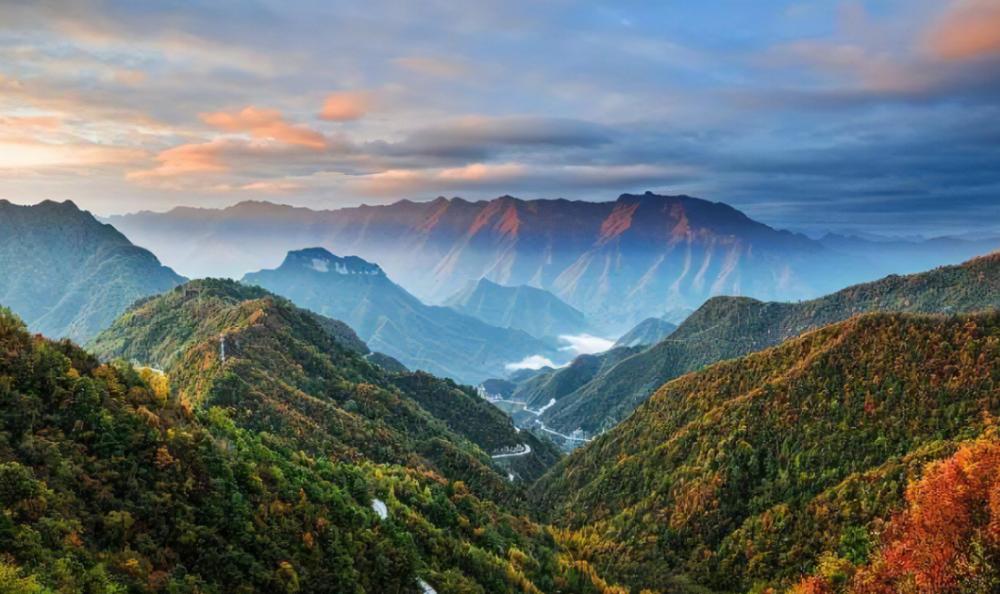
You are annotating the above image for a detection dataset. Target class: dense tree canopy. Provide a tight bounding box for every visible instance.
[534,312,1000,592]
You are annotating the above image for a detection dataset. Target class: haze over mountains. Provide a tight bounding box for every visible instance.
[515,251,1000,440]
[242,248,561,384]
[0,200,184,342]
[613,317,678,348]
[444,277,591,339]
[1,192,999,592]
[105,192,999,333]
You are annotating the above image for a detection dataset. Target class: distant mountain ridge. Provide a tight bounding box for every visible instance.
[107,192,910,331]
[613,317,677,348]
[533,251,1000,437]
[242,247,561,384]
[444,277,591,339]
[0,199,184,342]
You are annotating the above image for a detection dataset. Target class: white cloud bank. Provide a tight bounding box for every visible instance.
[558,333,615,356]
[505,355,558,372]
[504,334,614,373]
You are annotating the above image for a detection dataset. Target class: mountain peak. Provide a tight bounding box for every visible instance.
[282,247,385,276]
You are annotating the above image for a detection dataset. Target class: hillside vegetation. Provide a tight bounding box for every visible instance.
[0,299,644,592]
[540,252,1000,436]
[533,312,1000,592]
[0,200,183,342]
[89,279,561,491]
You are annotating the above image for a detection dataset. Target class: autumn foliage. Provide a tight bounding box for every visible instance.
[794,438,1000,593]
[851,439,1000,593]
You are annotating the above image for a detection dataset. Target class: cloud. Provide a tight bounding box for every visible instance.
[558,334,615,356]
[319,91,370,121]
[201,106,326,149]
[352,162,693,196]
[505,355,557,372]
[127,140,228,182]
[0,115,62,135]
[2,1,999,236]
[380,116,612,159]
[927,0,1000,60]
[113,68,147,87]
[238,180,304,193]
[0,139,144,171]
[393,56,469,78]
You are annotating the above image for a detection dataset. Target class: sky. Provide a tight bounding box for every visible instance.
[0,0,998,235]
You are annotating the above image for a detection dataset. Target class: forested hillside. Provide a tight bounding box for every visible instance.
[532,312,1000,592]
[0,200,184,342]
[89,279,561,489]
[0,305,640,592]
[793,437,1000,593]
[539,251,1000,436]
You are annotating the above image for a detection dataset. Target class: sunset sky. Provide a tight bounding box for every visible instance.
[1,0,999,234]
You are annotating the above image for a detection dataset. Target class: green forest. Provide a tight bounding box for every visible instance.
[533,312,1000,592]
[0,298,618,592]
[2,264,999,593]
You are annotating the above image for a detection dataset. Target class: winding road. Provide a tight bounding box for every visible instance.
[490,443,532,459]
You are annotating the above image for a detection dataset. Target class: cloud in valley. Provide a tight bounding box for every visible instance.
[558,334,615,356]
[505,355,558,372]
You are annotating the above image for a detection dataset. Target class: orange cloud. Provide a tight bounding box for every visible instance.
[239,180,303,193]
[0,115,62,134]
[358,163,526,194]
[319,92,370,121]
[127,141,227,182]
[927,0,1000,60]
[201,106,326,149]
[113,68,147,86]
[0,139,143,171]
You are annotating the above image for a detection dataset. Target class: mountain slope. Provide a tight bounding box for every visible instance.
[444,277,591,339]
[107,192,905,331]
[0,307,618,593]
[88,278,560,487]
[511,347,641,413]
[241,248,560,384]
[0,200,184,342]
[539,251,1000,435]
[532,311,1000,592]
[613,317,677,348]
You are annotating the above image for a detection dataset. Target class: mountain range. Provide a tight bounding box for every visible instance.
[241,248,561,384]
[444,277,591,339]
[521,251,1000,438]
[105,192,991,332]
[0,200,184,342]
[3,196,1000,591]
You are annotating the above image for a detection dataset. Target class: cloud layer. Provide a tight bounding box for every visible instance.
[0,0,998,236]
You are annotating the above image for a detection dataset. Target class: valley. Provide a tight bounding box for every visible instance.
[0,196,997,593]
